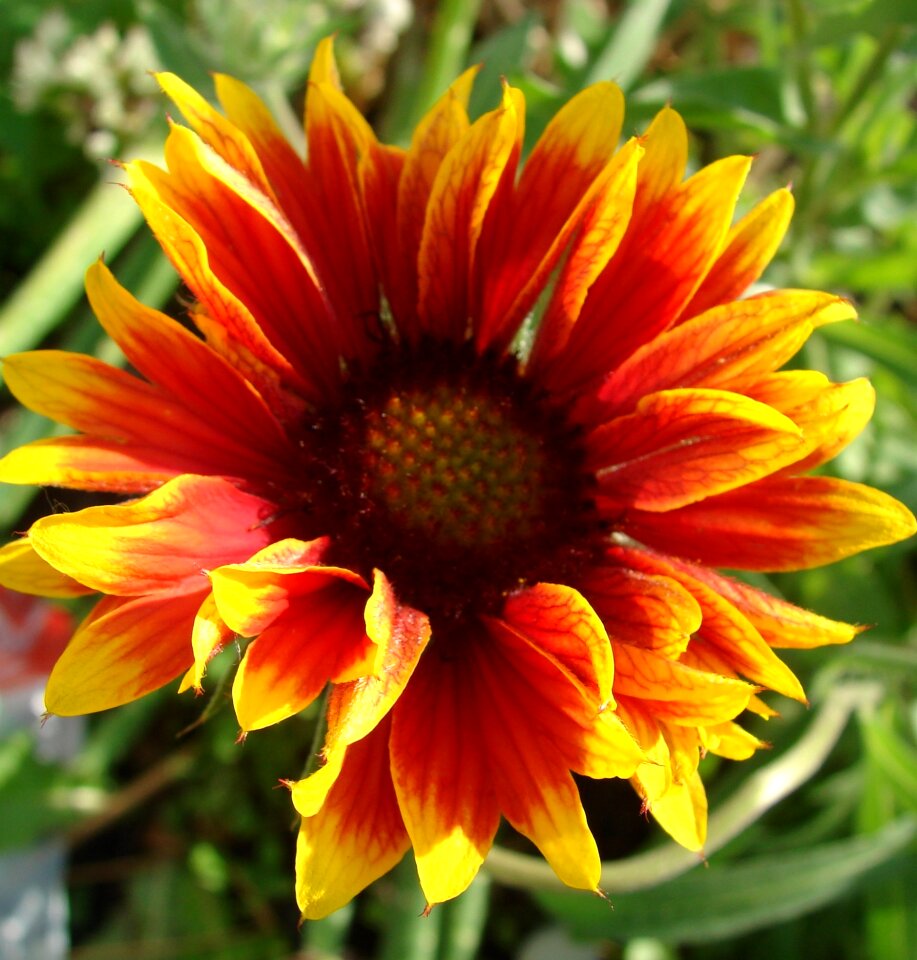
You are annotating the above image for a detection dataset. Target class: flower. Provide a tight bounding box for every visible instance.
[0,37,913,918]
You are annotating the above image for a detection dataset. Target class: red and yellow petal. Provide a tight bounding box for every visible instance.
[233,580,373,731]
[596,291,856,418]
[44,591,200,715]
[416,84,520,341]
[578,566,701,660]
[0,537,94,598]
[208,537,358,637]
[28,475,277,596]
[684,187,795,317]
[390,651,500,906]
[589,388,805,511]
[622,475,916,571]
[296,717,410,920]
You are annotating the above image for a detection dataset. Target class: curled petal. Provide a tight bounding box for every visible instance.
[0,537,93,598]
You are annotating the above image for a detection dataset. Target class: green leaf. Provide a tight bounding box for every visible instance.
[585,0,673,89]
[536,819,916,945]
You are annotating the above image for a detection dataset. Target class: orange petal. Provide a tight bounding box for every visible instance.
[1,351,274,481]
[475,82,626,351]
[678,563,860,649]
[684,187,795,317]
[549,147,751,393]
[475,641,602,890]
[608,545,806,700]
[85,259,291,475]
[0,537,94,598]
[622,475,916,571]
[529,138,642,371]
[612,642,754,726]
[290,570,431,818]
[416,84,519,341]
[743,372,875,474]
[124,158,308,408]
[208,538,361,637]
[28,475,277,596]
[295,717,409,920]
[394,67,477,333]
[596,291,857,417]
[589,388,804,511]
[390,651,500,906]
[498,582,614,708]
[233,579,372,731]
[579,566,701,659]
[44,591,200,715]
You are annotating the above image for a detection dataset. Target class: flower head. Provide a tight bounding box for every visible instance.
[1,38,913,918]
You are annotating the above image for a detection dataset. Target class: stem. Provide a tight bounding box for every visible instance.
[485,681,879,893]
[377,856,443,960]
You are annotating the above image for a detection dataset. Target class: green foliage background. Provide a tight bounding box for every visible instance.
[0,1,914,958]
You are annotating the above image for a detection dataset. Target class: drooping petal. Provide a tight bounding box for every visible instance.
[622,476,917,571]
[44,591,200,715]
[190,591,233,690]
[390,649,500,907]
[0,537,94,598]
[28,475,277,596]
[589,388,805,511]
[596,291,856,418]
[608,545,806,700]
[578,566,702,660]
[209,537,360,637]
[233,579,373,731]
[612,642,755,726]
[296,717,409,920]
[683,187,795,317]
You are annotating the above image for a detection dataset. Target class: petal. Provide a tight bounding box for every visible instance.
[416,85,520,341]
[548,144,752,393]
[677,564,860,649]
[390,651,500,906]
[85,259,291,472]
[683,187,795,317]
[578,566,701,659]
[394,67,477,332]
[232,579,372,731]
[743,373,875,474]
[190,591,233,690]
[1,351,276,481]
[290,569,431,818]
[700,721,766,761]
[44,591,200,715]
[589,388,804,511]
[499,582,614,707]
[529,139,642,371]
[596,291,857,418]
[209,537,361,637]
[0,537,93,598]
[612,642,754,726]
[296,717,409,920]
[29,475,277,595]
[475,641,602,890]
[608,545,806,700]
[124,158,307,412]
[622,475,916,571]
[475,82,627,351]
[641,768,707,852]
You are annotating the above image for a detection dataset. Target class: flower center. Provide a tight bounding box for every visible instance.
[309,342,599,621]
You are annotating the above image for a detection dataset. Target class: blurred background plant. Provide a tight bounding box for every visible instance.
[0,1,914,958]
